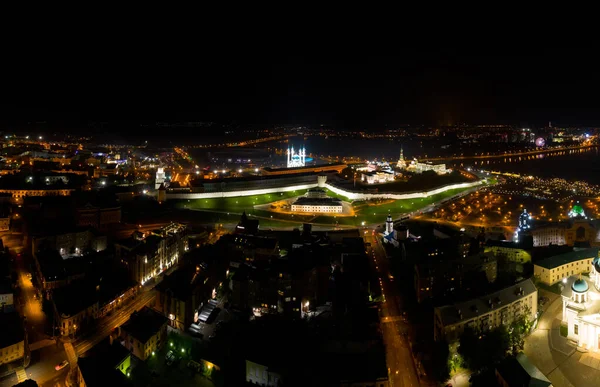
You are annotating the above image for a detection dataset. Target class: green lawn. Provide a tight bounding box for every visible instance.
[172,185,475,226]
[173,189,311,212]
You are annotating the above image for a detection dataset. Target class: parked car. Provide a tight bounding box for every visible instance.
[55,360,69,371]
[166,350,176,366]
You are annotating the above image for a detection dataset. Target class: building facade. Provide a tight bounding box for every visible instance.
[31,228,107,258]
[560,256,600,351]
[0,316,24,366]
[484,242,532,264]
[121,307,168,361]
[116,223,188,285]
[434,279,538,342]
[291,197,343,213]
[361,171,395,184]
[533,248,598,286]
[246,360,282,387]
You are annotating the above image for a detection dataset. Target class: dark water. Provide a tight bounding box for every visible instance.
[193,136,600,185]
[449,147,600,185]
[286,136,441,160]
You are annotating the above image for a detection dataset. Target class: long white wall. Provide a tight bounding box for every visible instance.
[166,183,319,199]
[324,180,483,200]
[166,180,483,201]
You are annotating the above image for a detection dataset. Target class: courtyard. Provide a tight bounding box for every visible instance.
[525,289,600,386]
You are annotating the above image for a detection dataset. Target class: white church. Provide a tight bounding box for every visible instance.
[562,253,600,350]
[382,211,409,247]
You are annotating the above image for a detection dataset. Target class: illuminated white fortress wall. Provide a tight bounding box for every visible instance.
[166,180,482,201]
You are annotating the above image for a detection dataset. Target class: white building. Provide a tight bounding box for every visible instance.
[286,146,306,168]
[361,170,395,184]
[246,360,282,386]
[561,257,600,350]
[534,248,597,286]
[434,279,538,342]
[155,167,166,190]
[291,197,342,213]
[413,161,447,174]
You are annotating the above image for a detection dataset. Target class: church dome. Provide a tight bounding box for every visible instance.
[572,278,589,293]
[594,257,600,274]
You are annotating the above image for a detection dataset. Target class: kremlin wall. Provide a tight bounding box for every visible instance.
[165,173,482,201]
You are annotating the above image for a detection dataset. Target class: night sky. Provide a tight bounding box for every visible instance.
[1,45,599,132]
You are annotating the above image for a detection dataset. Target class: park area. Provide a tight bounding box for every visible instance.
[171,185,477,228]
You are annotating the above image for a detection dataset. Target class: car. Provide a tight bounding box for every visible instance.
[55,360,69,371]
[166,350,176,366]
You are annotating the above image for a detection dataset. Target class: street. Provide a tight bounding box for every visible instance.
[0,231,157,387]
[74,289,156,357]
[363,230,420,387]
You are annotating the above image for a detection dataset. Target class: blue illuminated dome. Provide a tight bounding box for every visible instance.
[572,278,589,293]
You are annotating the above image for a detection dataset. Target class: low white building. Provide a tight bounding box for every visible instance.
[291,197,343,213]
[533,248,597,286]
[246,360,282,386]
[361,170,395,184]
[561,257,600,350]
[409,160,447,174]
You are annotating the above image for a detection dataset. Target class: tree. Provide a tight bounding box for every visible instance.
[508,312,533,354]
[458,325,511,372]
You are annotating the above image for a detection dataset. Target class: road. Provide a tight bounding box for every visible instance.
[364,230,420,387]
[0,230,158,387]
[74,289,156,357]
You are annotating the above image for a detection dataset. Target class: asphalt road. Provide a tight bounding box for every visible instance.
[364,230,420,387]
[74,289,156,357]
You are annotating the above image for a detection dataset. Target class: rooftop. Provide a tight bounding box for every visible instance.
[0,311,24,348]
[435,279,537,327]
[53,281,98,317]
[122,306,167,344]
[496,353,551,387]
[534,247,598,270]
[293,197,342,206]
[78,356,131,387]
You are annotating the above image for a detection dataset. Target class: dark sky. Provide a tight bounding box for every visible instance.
[1,44,599,131]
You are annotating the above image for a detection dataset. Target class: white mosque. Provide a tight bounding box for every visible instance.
[287,146,306,168]
[562,253,600,350]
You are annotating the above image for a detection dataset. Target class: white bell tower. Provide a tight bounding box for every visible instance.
[385,211,394,235]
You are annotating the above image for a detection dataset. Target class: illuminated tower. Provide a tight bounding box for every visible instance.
[397,145,406,169]
[385,211,394,235]
[155,167,166,190]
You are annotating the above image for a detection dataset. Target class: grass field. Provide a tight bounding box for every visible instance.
[172,185,477,227]
[174,189,311,212]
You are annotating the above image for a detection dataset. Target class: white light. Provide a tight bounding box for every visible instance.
[563,278,567,284]
[222,170,226,174]
[143,189,148,194]
[254,168,259,172]
[196,170,200,175]
[238,169,243,173]
[214,170,218,174]
[39,136,42,140]
[101,181,106,185]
